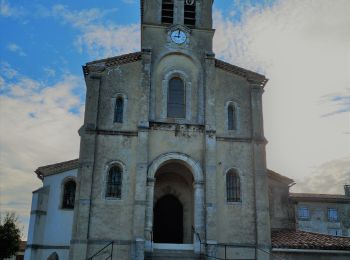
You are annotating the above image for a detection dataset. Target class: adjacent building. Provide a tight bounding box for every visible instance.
[290,186,350,237]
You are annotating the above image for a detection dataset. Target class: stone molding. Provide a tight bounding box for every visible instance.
[147,152,204,182]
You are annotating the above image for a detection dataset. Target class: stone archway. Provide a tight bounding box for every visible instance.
[145,153,204,252]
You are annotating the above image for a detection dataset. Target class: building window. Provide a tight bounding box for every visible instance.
[228,103,237,130]
[167,77,185,118]
[114,97,124,123]
[328,208,339,222]
[162,0,174,24]
[184,0,196,27]
[62,180,76,209]
[298,207,310,220]
[328,228,342,236]
[226,170,240,202]
[106,165,122,198]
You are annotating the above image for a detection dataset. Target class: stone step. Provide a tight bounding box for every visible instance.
[145,249,204,260]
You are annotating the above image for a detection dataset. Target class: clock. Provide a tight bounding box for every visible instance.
[170,29,187,44]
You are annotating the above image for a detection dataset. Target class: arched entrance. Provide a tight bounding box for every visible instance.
[145,153,204,252]
[153,195,183,243]
[152,162,194,244]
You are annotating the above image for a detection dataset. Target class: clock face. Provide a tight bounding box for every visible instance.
[171,30,187,44]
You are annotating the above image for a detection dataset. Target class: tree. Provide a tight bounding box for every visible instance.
[0,212,21,260]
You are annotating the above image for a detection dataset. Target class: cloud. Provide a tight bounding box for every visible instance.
[122,0,136,4]
[74,24,140,58]
[321,90,350,117]
[43,67,56,78]
[213,0,350,190]
[0,62,84,239]
[6,43,26,56]
[0,61,18,79]
[47,5,140,58]
[292,157,350,194]
[0,0,24,18]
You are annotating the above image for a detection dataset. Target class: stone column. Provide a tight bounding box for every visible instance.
[193,181,205,253]
[204,56,218,245]
[69,71,104,260]
[144,177,155,251]
[250,84,271,260]
[132,50,152,259]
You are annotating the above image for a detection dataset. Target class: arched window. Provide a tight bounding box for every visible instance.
[114,97,124,123]
[226,170,240,202]
[228,103,237,130]
[167,77,185,118]
[162,0,174,24]
[62,180,76,209]
[106,165,122,198]
[184,0,196,27]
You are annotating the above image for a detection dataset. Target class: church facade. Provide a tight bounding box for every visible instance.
[24,1,350,260]
[71,0,270,259]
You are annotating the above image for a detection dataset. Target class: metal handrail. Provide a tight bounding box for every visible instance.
[87,241,114,260]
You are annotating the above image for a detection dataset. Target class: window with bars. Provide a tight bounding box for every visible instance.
[167,77,185,118]
[106,166,122,198]
[184,0,196,27]
[298,207,310,220]
[226,170,241,202]
[62,180,76,209]
[228,104,237,130]
[328,208,339,222]
[162,0,174,24]
[114,97,124,123]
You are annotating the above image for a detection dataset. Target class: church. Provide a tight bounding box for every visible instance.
[24,1,350,260]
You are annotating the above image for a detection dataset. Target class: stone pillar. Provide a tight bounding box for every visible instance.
[204,56,217,244]
[134,238,145,260]
[69,71,104,260]
[250,84,271,260]
[144,177,155,251]
[206,240,218,259]
[132,50,152,259]
[193,181,205,253]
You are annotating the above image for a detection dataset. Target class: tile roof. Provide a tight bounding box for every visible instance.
[267,169,294,185]
[83,52,142,75]
[290,192,350,203]
[35,159,79,180]
[215,59,268,87]
[272,229,350,250]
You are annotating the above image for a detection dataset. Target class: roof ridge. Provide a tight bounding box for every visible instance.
[215,58,268,87]
[86,51,142,66]
[35,159,79,180]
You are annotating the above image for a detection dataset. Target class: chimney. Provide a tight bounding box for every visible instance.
[345,185,350,197]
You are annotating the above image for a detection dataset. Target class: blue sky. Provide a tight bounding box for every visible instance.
[0,0,275,87]
[1,0,349,239]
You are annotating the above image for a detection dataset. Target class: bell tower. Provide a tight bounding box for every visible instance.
[141,0,214,54]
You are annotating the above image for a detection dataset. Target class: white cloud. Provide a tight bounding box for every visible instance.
[0,0,24,17]
[122,0,136,4]
[0,63,84,239]
[6,43,26,56]
[47,5,140,58]
[43,67,56,78]
[213,0,350,191]
[292,157,350,194]
[74,24,140,58]
[0,61,18,79]
[0,75,4,87]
